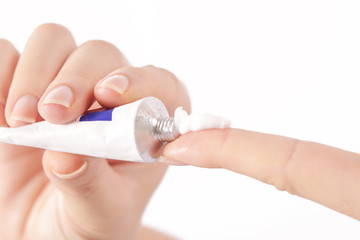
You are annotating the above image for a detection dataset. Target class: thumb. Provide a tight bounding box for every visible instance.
[42,151,142,239]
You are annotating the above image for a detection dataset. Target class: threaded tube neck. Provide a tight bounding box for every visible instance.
[153,117,180,142]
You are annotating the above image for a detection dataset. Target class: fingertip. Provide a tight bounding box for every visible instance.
[38,103,74,124]
[97,75,129,95]
[163,130,230,168]
[38,85,92,124]
[162,132,201,166]
[94,70,134,108]
[0,38,19,56]
[94,81,128,108]
[43,151,89,179]
[94,65,190,114]
[162,138,187,160]
[6,94,39,127]
[157,156,188,166]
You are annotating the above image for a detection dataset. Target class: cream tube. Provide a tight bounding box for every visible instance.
[0,97,230,162]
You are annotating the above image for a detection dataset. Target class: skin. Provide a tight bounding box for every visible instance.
[0,23,190,240]
[3,23,356,239]
[163,129,360,220]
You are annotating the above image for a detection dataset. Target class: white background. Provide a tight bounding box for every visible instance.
[1,0,360,239]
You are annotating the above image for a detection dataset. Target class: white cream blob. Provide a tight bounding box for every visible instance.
[174,107,231,135]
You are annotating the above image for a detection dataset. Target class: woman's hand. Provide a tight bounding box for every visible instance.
[163,128,360,220]
[0,23,190,240]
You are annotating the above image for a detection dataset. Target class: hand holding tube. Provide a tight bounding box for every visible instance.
[0,24,190,239]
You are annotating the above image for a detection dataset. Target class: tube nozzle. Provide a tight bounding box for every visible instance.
[153,117,180,142]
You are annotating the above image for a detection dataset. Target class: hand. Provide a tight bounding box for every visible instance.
[0,23,190,240]
[163,128,360,220]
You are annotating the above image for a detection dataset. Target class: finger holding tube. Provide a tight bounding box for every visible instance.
[4,23,76,127]
[0,39,19,127]
[38,40,129,124]
[0,25,189,238]
[162,128,360,220]
[39,48,192,238]
[94,65,191,115]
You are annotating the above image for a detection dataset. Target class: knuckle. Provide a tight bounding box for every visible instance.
[141,64,190,111]
[118,65,136,73]
[80,39,117,52]
[33,23,72,38]
[80,40,125,64]
[116,66,150,81]
[0,39,18,65]
[109,66,138,79]
[274,139,301,195]
[118,66,146,83]
[143,64,157,71]
[0,39,17,54]
[144,65,177,79]
[218,129,232,168]
[143,65,180,87]
[0,38,13,48]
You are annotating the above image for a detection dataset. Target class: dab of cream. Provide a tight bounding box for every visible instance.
[174,107,231,134]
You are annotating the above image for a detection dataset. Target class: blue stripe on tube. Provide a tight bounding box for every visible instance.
[79,108,114,121]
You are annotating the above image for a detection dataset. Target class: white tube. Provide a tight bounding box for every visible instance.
[0,97,231,162]
[0,97,168,162]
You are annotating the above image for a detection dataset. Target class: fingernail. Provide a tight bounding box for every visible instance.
[43,86,74,108]
[9,95,38,127]
[52,160,88,179]
[98,75,129,94]
[158,156,188,166]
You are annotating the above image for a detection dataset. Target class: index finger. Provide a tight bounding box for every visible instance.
[163,128,360,220]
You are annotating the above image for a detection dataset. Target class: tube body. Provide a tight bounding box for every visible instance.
[0,97,169,162]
